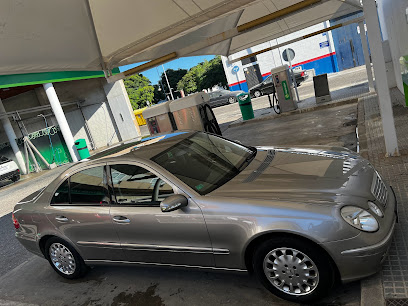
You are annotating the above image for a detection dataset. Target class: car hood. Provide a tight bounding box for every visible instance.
[249,83,262,91]
[209,146,376,205]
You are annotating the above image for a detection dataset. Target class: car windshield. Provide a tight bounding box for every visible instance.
[151,132,257,195]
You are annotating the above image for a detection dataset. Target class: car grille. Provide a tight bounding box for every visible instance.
[243,150,275,183]
[371,173,388,207]
[343,159,353,174]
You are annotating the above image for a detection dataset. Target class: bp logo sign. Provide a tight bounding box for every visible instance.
[238,94,249,101]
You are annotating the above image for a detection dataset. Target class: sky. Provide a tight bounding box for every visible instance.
[119,55,216,85]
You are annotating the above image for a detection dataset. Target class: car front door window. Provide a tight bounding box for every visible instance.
[110,164,174,206]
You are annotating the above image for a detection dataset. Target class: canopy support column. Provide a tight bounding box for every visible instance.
[43,83,79,162]
[358,21,375,93]
[362,0,399,156]
[0,98,27,174]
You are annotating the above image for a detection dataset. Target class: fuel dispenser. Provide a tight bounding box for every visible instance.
[271,65,298,113]
[169,93,222,135]
[142,101,177,135]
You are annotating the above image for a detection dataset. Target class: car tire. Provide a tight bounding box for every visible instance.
[254,90,262,98]
[252,236,335,303]
[228,97,236,104]
[11,175,20,182]
[45,237,88,279]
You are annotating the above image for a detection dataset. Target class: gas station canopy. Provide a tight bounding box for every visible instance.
[0,0,362,76]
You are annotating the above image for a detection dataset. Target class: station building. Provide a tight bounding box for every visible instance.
[0,70,139,174]
[222,12,370,92]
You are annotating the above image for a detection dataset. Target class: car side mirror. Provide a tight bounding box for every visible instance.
[160,194,188,213]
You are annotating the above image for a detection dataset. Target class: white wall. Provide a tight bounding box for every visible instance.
[379,0,408,93]
[223,22,336,85]
[0,78,138,151]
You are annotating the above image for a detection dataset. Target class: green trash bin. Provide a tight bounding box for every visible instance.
[237,93,254,121]
[74,139,91,160]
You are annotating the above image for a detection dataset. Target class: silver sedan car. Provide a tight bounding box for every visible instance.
[13,131,396,303]
[208,89,245,107]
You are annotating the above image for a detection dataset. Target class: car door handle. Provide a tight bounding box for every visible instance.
[112,216,131,224]
[55,216,69,222]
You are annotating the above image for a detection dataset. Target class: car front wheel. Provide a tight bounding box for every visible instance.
[228,97,236,104]
[252,236,334,303]
[45,237,88,279]
[254,90,262,98]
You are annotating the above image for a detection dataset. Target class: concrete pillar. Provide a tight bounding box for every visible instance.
[43,83,79,162]
[0,98,27,174]
[103,80,140,142]
[363,0,399,156]
[358,21,375,93]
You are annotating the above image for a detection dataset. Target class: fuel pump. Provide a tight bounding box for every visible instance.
[271,65,298,113]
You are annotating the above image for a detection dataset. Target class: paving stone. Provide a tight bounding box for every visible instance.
[358,88,408,299]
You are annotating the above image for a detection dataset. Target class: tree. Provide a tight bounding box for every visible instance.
[156,68,187,99]
[177,63,206,94]
[200,56,228,90]
[123,74,154,109]
[153,84,165,103]
[177,56,228,94]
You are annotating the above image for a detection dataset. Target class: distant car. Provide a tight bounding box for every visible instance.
[208,89,245,107]
[13,131,397,303]
[0,156,20,183]
[250,70,307,98]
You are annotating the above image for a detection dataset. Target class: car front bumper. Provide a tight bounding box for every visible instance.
[322,187,397,283]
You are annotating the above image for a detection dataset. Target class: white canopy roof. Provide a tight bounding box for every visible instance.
[0,0,362,76]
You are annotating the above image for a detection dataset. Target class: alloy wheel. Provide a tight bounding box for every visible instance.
[254,91,261,98]
[263,247,319,296]
[49,242,77,275]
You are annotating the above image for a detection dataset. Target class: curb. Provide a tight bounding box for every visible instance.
[357,92,386,306]
[228,92,376,129]
[361,273,386,306]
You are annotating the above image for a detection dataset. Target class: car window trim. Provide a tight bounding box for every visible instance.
[50,162,112,207]
[106,162,178,207]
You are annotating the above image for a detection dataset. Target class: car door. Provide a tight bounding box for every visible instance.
[261,76,275,94]
[210,91,224,107]
[108,163,215,267]
[46,164,125,261]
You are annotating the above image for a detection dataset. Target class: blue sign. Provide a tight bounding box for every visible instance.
[319,41,330,48]
[232,66,240,74]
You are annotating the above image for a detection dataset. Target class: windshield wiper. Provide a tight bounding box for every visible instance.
[238,148,257,171]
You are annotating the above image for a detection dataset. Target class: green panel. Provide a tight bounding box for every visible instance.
[404,81,408,107]
[0,68,120,89]
[400,56,408,107]
[282,81,290,100]
[0,126,72,173]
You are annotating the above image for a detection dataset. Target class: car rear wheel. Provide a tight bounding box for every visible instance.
[228,97,236,104]
[252,237,334,303]
[45,237,88,279]
[11,175,20,182]
[254,90,261,98]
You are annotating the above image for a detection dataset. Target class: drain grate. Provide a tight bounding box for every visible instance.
[387,299,408,306]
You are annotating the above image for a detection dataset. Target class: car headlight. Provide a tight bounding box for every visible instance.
[341,206,379,232]
[368,201,384,218]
